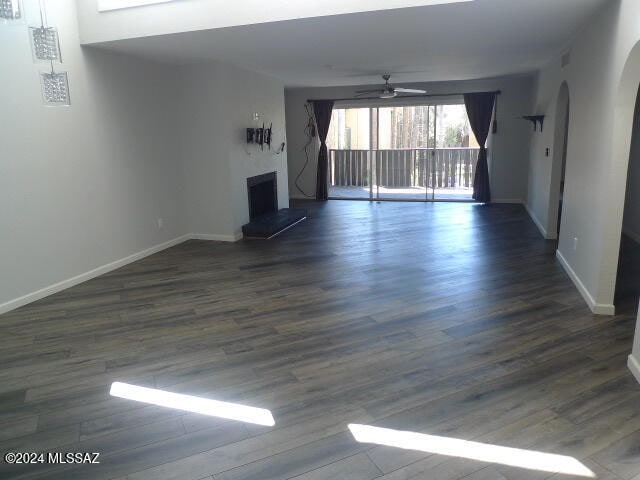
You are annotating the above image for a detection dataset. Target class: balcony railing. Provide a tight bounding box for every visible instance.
[329,148,479,200]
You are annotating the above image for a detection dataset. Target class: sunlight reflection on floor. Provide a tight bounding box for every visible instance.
[110,382,275,426]
[348,424,596,478]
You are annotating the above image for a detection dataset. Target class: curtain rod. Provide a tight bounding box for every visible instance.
[306,90,501,103]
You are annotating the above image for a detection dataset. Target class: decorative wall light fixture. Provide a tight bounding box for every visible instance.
[0,0,22,21]
[30,25,61,62]
[40,68,69,105]
[29,0,61,62]
[29,0,69,106]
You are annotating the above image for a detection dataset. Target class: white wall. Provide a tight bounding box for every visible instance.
[531,81,569,241]
[524,0,640,377]
[525,0,640,315]
[177,61,289,238]
[0,0,185,311]
[285,75,535,202]
[76,0,469,45]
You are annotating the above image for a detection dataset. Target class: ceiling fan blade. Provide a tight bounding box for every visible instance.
[355,89,384,94]
[394,88,427,94]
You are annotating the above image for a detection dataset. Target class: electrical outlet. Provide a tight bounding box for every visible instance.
[573,237,578,251]
[157,218,164,229]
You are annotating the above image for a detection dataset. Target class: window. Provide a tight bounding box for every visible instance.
[326,108,370,150]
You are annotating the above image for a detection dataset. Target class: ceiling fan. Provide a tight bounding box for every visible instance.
[355,74,427,99]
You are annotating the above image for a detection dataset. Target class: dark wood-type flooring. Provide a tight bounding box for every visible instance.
[1,200,639,480]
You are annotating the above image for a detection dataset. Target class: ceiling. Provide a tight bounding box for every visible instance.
[93,0,608,87]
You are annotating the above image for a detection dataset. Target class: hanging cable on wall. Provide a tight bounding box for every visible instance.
[294,102,317,198]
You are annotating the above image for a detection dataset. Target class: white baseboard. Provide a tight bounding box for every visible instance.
[628,354,640,385]
[289,194,315,200]
[0,234,190,316]
[622,227,640,245]
[0,231,243,315]
[556,250,615,315]
[191,232,243,242]
[492,198,523,204]
[524,203,553,239]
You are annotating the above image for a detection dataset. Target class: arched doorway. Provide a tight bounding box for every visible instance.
[595,39,640,314]
[615,84,640,311]
[613,41,640,380]
[548,82,570,241]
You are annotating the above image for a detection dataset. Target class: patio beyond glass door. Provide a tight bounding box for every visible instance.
[327,103,479,201]
[374,104,431,200]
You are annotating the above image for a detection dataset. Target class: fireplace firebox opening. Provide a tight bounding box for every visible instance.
[247,172,277,220]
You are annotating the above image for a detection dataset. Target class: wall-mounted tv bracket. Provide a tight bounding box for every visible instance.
[264,123,272,149]
[256,125,264,147]
[246,123,273,150]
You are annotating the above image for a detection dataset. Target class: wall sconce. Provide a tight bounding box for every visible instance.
[0,0,23,21]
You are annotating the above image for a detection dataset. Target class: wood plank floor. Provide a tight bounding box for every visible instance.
[1,200,639,480]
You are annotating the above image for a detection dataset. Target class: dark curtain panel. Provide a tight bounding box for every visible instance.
[312,100,334,200]
[464,92,496,203]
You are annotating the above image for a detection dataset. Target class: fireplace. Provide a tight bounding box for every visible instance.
[242,172,307,239]
[247,172,277,219]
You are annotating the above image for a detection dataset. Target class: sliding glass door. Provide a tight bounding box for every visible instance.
[376,105,433,200]
[327,102,479,201]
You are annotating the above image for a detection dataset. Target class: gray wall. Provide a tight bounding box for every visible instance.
[525,0,640,314]
[0,0,184,310]
[523,0,640,376]
[177,61,289,238]
[285,75,535,202]
[0,0,288,312]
